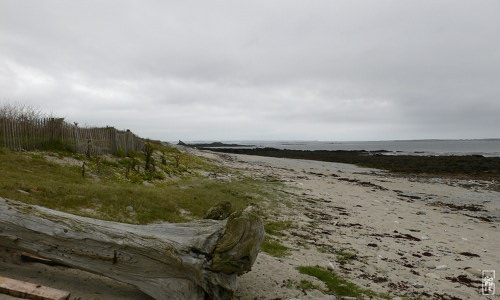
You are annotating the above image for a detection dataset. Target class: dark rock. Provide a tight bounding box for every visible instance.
[429,201,486,212]
[394,233,421,241]
[204,201,232,220]
[373,276,388,283]
[411,269,420,276]
[206,147,500,181]
[459,251,480,257]
[446,274,482,288]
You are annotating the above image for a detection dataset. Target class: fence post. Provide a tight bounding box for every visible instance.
[125,130,130,154]
[1,118,6,148]
[110,128,117,155]
[48,118,64,148]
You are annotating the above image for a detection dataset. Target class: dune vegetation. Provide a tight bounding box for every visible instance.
[0,143,282,224]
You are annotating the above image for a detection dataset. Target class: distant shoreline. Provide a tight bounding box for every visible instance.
[177,140,254,148]
[172,139,500,156]
[205,147,500,181]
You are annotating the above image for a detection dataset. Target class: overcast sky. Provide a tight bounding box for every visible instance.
[1,1,499,141]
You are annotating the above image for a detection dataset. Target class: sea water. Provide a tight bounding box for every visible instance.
[198,139,500,157]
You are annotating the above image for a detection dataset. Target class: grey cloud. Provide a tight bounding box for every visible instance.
[1,0,499,141]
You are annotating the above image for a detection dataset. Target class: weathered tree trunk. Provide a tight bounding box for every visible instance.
[0,197,264,300]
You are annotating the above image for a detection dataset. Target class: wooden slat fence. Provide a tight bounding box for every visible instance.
[0,116,145,155]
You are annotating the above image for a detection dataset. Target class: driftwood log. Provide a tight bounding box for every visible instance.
[0,197,264,300]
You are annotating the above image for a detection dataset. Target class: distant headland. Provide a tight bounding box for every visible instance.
[177,140,254,148]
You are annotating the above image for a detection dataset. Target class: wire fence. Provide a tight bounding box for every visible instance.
[0,116,145,155]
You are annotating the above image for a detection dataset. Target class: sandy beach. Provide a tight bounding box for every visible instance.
[1,150,499,299]
[213,151,500,299]
[2,0,500,298]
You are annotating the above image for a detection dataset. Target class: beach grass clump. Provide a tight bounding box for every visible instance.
[316,244,338,254]
[297,265,391,299]
[264,220,294,236]
[0,148,280,224]
[261,237,291,257]
[335,248,358,265]
[297,265,363,297]
[282,279,321,291]
[153,143,226,174]
[297,279,321,291]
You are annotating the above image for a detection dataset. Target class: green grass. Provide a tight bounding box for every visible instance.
[261,237,291,257]
[316,245,335,253]
[297,279,321,291]
[282,279,321,291]
[0,148,281,224]
[335,248,357,265]
[264,220,294,236]
[153,143,226,174]
[297,266,391,299]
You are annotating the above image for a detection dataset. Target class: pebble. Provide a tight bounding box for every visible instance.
[126,206,135,213]
[425,272,440,279]
[435,265,448,270]
[413,283,424,288]
[424,263,436,269]
[465,268,482,278]
[420,235,430,240]
[416,211,426,215]
[327,262,335,271]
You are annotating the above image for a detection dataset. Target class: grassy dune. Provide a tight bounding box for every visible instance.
[0,145,280,224]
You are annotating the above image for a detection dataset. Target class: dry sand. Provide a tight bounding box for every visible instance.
[1,151,499,299]
[215,152,500,300]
